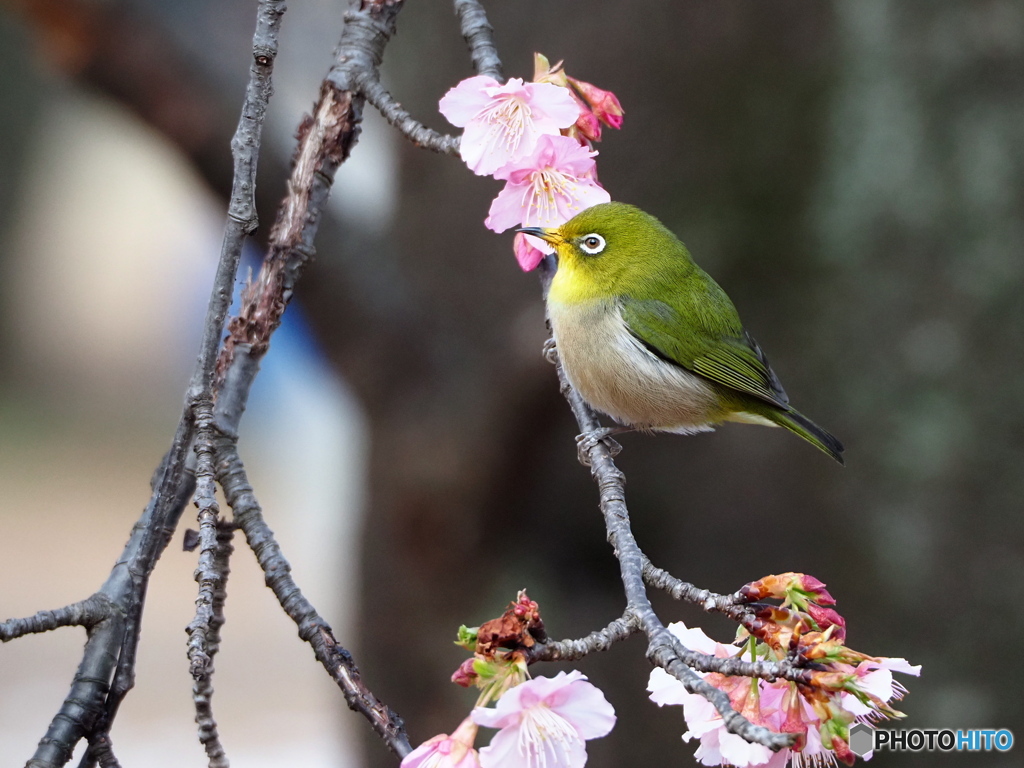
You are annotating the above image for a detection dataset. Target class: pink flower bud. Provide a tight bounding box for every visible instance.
[451,658,478,688]
[799,575,836,606]
[572,96,603,144]
[568,76,624,129]
[513,233,547,272]
[831,737,856,766]
[807,604,847,641]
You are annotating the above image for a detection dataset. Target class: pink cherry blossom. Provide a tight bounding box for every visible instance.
[439,76,580,176]
[650,669,789,768]
[484,134,611,234]
[648,624,776,767]
[402,718,482,768]
[841,657,921,720]
[472,670,615,768]
[647,621,921,767]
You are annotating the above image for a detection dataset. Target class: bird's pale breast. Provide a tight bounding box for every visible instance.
[547,297,726,433]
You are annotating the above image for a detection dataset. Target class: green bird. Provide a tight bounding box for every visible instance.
[519,202,844,464]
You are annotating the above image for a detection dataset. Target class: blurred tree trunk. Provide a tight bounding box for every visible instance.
[810,0,1024,743]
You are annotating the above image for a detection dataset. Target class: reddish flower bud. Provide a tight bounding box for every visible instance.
[832,737,857,767]
[572,97,603,144]
[451,658,478,688]
[568,76,624,129]
[807,603,847,641]
[740,572,836,610]
[799,574,836,606]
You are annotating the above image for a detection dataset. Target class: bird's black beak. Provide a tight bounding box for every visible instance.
[517,226,564,246]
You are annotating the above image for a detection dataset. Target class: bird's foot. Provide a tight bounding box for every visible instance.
[576,428,623,466]
[542,338,558,365]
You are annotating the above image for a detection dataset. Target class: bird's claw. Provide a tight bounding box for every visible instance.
[575,428,622,466]
[542,338,558,365]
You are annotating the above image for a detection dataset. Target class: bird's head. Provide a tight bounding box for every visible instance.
[519,202,689,302]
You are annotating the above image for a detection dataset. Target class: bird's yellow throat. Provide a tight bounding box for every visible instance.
[548,247,613,306]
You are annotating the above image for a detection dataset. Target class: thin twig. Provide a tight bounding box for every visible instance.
[357,73,460,154]
[214,437,412,758]
[84,2,286,761]
[0,596,114,642]
[191,515,235,768]
[643,558,761,627]
[187,406,223,679]
[187,402,235,768]
[453,0,503,81]
[199,1,420,753]
[529,613,641,663]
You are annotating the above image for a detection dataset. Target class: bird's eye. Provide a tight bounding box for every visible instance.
[579,233,606,255]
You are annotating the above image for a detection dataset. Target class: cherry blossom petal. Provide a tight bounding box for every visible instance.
[473,672,615,768]
[859,668,896,702]
[840,692,874,718]
[874,658,921,676]
[681,697,725,739]
[472,702,521,731]
[438,76,503,125]
[513,233,550,272]
[648,667,694,708]
[524,80,585,129]
[718,731,775,767]
[485,182,534,233]
[665,622,737,657]
[484,135,609,232]
[478,711,586,768]
[440,77,580,176]
[403,719,482,768]
[547,678,616,739]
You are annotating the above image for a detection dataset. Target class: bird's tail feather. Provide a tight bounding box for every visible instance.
[774,409,845,465]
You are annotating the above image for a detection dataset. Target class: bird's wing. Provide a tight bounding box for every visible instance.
[620,296,790,408]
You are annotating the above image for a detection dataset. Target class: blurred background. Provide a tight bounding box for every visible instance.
[1,1,1021,766]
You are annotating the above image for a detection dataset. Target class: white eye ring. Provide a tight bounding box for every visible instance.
[579,233,606,255]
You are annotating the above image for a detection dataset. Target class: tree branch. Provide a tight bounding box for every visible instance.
[529,612,641,663]
[546,342,795,752]
[356,72,460,154]
[201,0,419,755]
[27,609,126,768]
[453,0,503,81]
[214,436,412,757]
[84,734,120,768]
[642,558,762,627]
[11,3,287,766]
[0,595,114,641]
[189,510,234,768]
